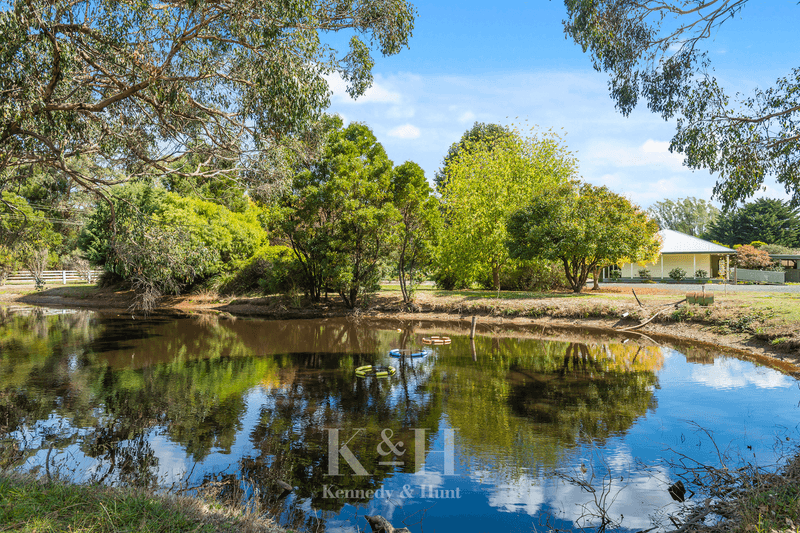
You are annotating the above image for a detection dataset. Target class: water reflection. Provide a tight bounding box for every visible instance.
[0,307,797,533]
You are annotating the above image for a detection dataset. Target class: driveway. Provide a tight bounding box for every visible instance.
[594,281,800,294]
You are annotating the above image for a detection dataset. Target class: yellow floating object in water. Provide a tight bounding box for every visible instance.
[422,336,451,345]
[355,365,396,378]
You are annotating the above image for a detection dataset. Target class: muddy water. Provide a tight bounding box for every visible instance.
[0,307,798,532]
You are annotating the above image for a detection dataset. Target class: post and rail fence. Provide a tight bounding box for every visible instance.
[1,270,104,286]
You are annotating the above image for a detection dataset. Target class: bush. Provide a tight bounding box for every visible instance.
[668,267,687,281]
[431,268,469,290]
[218,246,300,295]
[638,268,651,280]
[736,245,774,270]
[609,269,621,280]
[477,259,569,292]
[695,269,708,278]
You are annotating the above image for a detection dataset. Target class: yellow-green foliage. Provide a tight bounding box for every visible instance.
[438,126,577,289]
[159,194,269,272]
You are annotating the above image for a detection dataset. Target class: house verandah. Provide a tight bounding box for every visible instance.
[606,229,736,281]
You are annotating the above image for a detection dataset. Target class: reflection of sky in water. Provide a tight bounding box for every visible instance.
[689,357,796,390]
[3,313,800,533]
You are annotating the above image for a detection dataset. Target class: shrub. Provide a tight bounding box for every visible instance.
[749,240,767,249]
[477,259,569,292]
[695,269,708,278]
[668,267,687,281]
[637,268,651,280]
[609,269,621,280]
[736,245,774,270]
[218,246,301,295]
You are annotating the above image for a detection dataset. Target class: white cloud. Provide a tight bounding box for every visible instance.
[585,139,687,172]
[387,124,421,139]
[458,110,476,123]
[387,105,416,119]
[325,72,402,104]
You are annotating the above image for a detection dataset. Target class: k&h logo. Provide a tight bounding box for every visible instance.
[325,427,456,476]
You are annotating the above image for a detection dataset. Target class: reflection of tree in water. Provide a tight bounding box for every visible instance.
[506,343,659,442]
[236,348,442,532]
[429,337,662,477]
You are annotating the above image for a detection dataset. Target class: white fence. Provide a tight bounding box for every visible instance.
[1,270,103,285]
[735,268,785,285]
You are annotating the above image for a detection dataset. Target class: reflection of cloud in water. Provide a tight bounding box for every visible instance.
[473,449,680,531]
[149,433,190,484]
[690,358,794,390]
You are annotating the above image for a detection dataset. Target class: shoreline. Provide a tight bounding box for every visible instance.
[2,284,799,373]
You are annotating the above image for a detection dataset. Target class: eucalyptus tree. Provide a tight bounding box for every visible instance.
[647,197,719,237]
[563,0,800,208]
[507,182,660,293]
[0,0,415,197]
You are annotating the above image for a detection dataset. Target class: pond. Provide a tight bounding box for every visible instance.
[0,306,798,532]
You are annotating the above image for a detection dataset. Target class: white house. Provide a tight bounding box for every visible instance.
[611,229,736,280]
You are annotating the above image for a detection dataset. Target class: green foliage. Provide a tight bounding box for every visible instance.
[219,245,300,295]
[438,126,577,291]
[391,161,441,303]
[638,268,652,280]
[761,243,794,255]
[0,0,415,196]
[434,122,516,192]
[668,267,686,281]
[0,191,62,277]
[647,197,719,237]
[695,269,708,278]
[79,183,268,305]
[280,118,400,308]
[477,258,569,292]
[609,269,621,280]
[707,199,800,248]
[563,1,800,208]
[507,182,660,293]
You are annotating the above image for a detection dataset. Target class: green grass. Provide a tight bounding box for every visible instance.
[0,473,283,533]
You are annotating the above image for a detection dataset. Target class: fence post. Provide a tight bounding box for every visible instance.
[62,270,67,284]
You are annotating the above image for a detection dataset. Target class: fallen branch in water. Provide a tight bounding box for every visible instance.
[364,515,411,533]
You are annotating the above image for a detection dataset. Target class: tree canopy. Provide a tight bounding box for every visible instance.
[562,0,800,208]
[390,161,440,304]
[647,197,719,237]
[705,198,800,248]
[437,126,578,291]
[0,0,415,197]
[507,182,660,293]
[434,122,515,192]
[279,117,399,308]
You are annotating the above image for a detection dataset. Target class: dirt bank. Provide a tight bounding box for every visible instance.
[2,284,799,373]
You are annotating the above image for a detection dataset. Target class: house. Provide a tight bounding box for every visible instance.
[610,229,736,280]
[769,254,800,283]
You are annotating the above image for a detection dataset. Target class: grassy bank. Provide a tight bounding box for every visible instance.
[2,282,800,366]
[0,471,284,533]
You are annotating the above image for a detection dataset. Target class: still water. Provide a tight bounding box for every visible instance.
[0,306,798,532]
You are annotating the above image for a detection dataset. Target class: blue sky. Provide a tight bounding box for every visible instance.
[323,1,797,209]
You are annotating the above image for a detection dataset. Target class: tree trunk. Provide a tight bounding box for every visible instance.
[592,266,600,290]
[492,261,500,292]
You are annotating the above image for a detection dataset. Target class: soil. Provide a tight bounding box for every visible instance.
[2,284,799,374]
